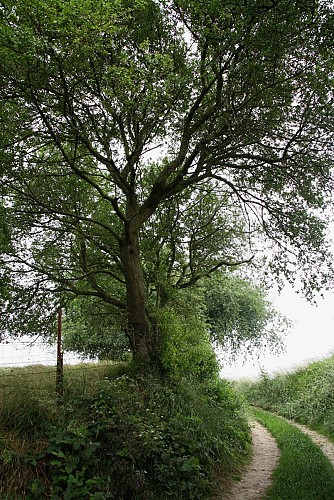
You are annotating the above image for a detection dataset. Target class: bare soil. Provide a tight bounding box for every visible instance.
[219,415,334,500]
[289,421,334,468]
[222,421,280,500]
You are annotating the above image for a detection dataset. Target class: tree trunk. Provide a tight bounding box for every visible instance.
[119,228,153,363]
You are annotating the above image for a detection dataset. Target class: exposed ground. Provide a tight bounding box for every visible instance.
[289,421,334,468]
[223,421,280,500]
[222,415,334,500]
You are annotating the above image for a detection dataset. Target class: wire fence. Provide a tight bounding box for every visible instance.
[0,336,108,401]
[0,337,83,368]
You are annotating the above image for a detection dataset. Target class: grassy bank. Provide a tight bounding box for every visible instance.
[254,408,334,499]
[0,362,250,499]
[241,354,334,440]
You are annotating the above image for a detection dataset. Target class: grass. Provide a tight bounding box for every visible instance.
[0,361,250,499]
[0,362,124,498]
[240,353,334,440]
[254,407,334,500]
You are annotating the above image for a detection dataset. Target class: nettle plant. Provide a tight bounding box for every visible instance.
[27,425,106,499]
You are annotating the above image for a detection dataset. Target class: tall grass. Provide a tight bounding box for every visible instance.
[0,362,250,499]
[0,361,127,497]
[0,362,116,435]
[241,354,334,440]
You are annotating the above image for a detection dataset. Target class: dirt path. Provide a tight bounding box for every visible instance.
[219,415,334,499]
[288,421,334,468]
[223,421,280,500]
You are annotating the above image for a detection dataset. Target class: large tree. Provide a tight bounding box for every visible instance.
[0,0,333,362]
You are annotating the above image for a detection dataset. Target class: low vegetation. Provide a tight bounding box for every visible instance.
[0,362,250,499]
[241,354,334,440]
[254,408,334,499]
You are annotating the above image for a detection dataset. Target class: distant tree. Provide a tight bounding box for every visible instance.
[203,273,287,357]
[0,0,333,364]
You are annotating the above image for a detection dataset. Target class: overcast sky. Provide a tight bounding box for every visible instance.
[220,283,334,379]
[1,282,334,379]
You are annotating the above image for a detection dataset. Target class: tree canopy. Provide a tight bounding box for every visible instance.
[61,273,285,365]
[0,0,333,363]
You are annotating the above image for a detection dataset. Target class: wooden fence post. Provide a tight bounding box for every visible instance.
[56,307,64,402]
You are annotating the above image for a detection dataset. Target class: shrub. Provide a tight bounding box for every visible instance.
[155,306,220,383]
[241,354,334,440]
[0,363,250,499]
[81,372,250,499]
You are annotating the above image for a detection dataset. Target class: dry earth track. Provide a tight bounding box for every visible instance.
[222,421,280,500]
[221,415,334,499]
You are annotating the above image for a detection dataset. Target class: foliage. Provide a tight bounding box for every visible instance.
[0,0,334,360]
[0,363,116,498]
[154,298,220,382]
[203,273,287,357]
[254,408,334,499]
[0,362,250,499]
[242,354,334,438]
[61,272,285,365]
[28,426,106,499]
[62,297,130,361]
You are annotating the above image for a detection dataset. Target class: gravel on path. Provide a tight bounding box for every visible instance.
[223,421,280,500]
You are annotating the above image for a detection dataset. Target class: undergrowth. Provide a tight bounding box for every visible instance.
[240,354,334,440]
[0,362,250,499]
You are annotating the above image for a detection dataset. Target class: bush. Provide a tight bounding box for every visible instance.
[241,354,334,439]
[0,364,250,499]
[155,306,220,383]
[76,372,250,499]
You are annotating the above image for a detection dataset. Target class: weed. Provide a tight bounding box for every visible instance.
[0,362,250,499]
[26,425,107,499]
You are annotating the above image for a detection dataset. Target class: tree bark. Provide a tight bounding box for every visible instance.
[119,227,152,363]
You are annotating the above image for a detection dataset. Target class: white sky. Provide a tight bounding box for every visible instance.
[1,284,334,379]
[220,283,334,380]
[0,338,85,368]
